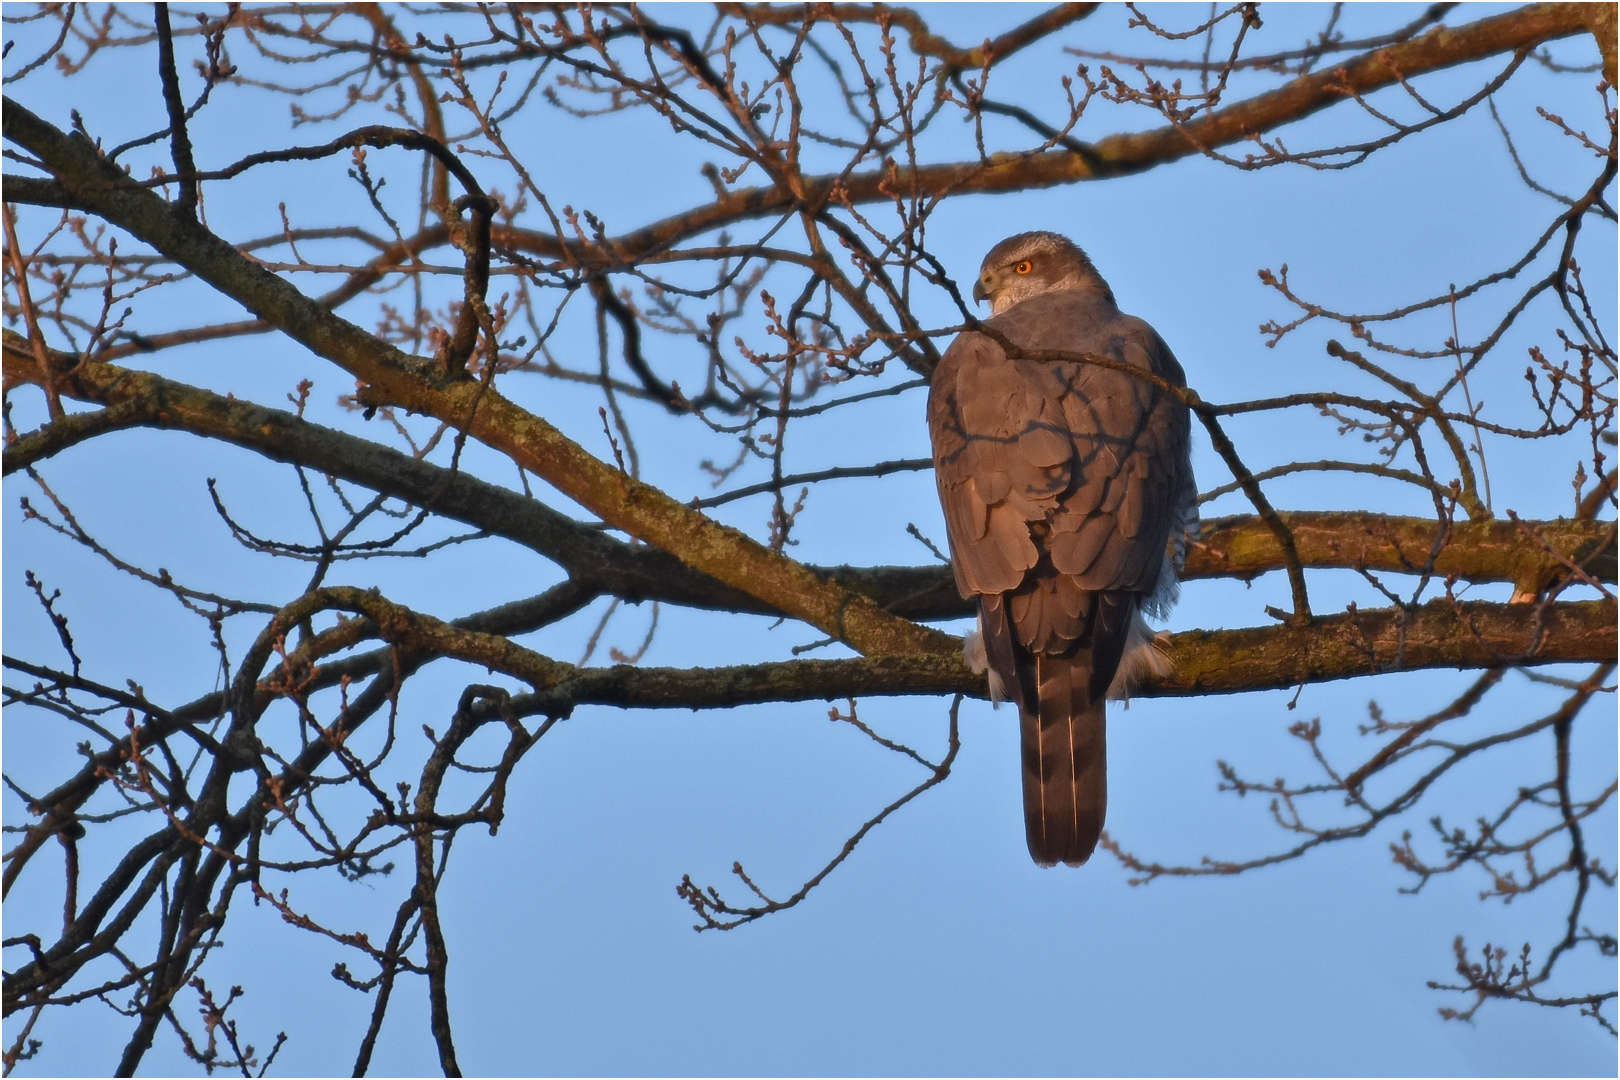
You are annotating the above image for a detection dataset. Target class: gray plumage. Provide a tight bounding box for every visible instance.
[928,231,1196,867]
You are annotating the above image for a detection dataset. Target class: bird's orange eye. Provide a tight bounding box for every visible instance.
[1014,260,1032,275]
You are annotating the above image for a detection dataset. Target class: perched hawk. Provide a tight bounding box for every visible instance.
[927,232,1196,867]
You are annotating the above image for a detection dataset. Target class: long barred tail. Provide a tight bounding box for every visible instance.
[980,592,1132,868]
[1020,655,1107,867]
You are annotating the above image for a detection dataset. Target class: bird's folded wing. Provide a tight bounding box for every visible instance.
[927,313,1190,608]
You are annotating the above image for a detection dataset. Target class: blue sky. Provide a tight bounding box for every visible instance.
[2,4,1615,1075]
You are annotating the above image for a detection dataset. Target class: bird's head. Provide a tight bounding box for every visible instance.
[971,231,1111,315]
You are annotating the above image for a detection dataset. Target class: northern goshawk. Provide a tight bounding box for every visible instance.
[927,231,1196,867]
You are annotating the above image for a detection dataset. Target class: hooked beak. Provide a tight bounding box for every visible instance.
[972,278,990,305]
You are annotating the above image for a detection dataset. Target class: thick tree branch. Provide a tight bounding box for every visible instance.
[5,337,1613,621]
[10,595,1612,730]
[456,598,1620,712]
[0,99,954,661]
[492,3,1600,263]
